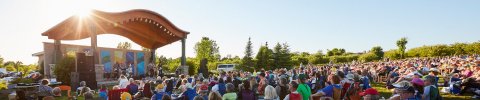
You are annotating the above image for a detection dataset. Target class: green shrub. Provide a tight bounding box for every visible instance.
[384,49,401,60]
[0,80,8,89]
[54,55,75,85]
[358,53,379,62]
[187,58,198,75]
[328,55,359,63]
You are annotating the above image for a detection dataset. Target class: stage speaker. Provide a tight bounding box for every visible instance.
[76,53,95,73]
[70,72,79,89]
[78,72,97,90]
[76,53,98,90]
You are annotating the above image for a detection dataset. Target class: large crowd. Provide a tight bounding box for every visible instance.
[33,54,480,100]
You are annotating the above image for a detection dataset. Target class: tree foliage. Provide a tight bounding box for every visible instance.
[5,63,16,72]
[194,37,220,74]
[0,79,6,90]
[164,58,180,72]
[117,42,132,50]
[327,48,346,56]
[35,37,480,75]
[17,64,37,77]
[0,55,39,78]
[54,55,75,85]
[186,58,199,75]
[329,55,359,63]
[371,46,384,59]
[308,50,329,65]
[384,49,401,60]
[357,46,384,62]
[272,43,292,69]
[0,55,3,68]
[255,42,273,70]
[396,37,408,58]
[405,42,480,57]
[156,55,168,68]
[291,52,310,66]
[358,53,379,62]
[194,37,220,61]
[241,37,255,71]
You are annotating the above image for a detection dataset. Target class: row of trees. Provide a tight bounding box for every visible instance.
[114,36,480,75]
[406,42,480,57]
[0,55,38,77]
[158,37,408,75]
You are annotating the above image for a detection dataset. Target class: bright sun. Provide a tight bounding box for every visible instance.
[77,8,92,18]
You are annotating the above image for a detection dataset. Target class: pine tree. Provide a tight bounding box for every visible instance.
[272,43,282,69]
[272,42,292,69]
[281,43,292,68]
[242,37,254,68]
[255,42,273,70]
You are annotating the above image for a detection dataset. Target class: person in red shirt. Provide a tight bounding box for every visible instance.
[284,81,302,100]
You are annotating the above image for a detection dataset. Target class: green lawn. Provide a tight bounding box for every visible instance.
[371,83,475,100]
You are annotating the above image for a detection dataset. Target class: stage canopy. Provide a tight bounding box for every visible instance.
[42,9,189,49]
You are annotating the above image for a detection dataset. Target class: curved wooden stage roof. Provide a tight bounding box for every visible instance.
[42,9,189,49]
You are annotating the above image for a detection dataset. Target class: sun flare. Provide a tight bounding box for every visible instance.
[77,8,92,19]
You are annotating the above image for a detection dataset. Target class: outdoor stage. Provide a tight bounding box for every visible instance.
[40,9,190,89]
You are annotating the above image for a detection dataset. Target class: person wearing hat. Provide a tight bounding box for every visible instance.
[427,68,440,87]
[152,82,169,100]
[120,91,132,100]
[449,73,462,95]
[410,78,424,99]
[388,81,419,100]
[422,75,441,100]
[344,73,355,83]
[359,88,380,100]
[296,74,312,100]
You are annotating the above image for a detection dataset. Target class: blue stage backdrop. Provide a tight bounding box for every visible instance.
[101,50,111,73]
[126,52,135,75]
[136,52,145,76]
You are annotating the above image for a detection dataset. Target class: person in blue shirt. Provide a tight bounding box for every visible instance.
[449,73,462,95]
[361,70,371,90]
[312,74,342,98]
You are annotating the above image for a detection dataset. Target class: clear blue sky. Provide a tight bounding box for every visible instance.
[0,0,479,64]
